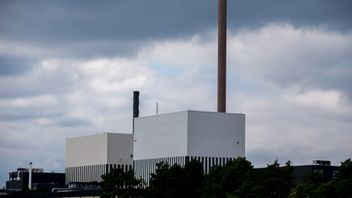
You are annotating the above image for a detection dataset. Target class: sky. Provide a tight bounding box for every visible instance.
[1,0,352,187]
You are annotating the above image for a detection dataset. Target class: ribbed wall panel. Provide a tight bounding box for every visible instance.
[65,163,132,184]
[134,156,234,186]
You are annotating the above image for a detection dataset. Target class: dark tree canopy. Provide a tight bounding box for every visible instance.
[100,167,143,198]
[147,160,204,198]
[290,158,352,198]
[99,158,351,198]
[201,157,253,198]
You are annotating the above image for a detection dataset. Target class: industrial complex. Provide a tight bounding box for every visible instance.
[65,109,245,184]
[2,0,341,195]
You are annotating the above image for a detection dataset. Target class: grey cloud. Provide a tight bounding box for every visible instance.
[0,66,77,99]
[0,112,61,122]
[0,0,350,55]
[230,25,352,101]
[242,93,352,167]
[0,0,216,45]
[57,117,92,128]
[229,0,352,31]
[0,55,34,76]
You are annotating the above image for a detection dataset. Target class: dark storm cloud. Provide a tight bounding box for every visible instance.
[0,55,33,76]
[229,0,352,31]
[0,0,351,47]
[0,0,215,45]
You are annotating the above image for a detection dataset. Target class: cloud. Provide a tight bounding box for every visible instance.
[0,0,351,58]
[0,55,34,76]
[227,24,352,166]
[230,24,352,98]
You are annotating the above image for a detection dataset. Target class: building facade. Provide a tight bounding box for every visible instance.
[6,168,65,191]
[65,133,133,183]
[133,110,245,182]
[291,160,339,184]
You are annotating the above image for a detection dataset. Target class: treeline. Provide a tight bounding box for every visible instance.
[101,158,352,198]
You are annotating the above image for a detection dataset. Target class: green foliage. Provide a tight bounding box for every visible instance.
[234,160,293,198]
[147,160,204,198]
[201,157,253,198]
[99,158,352,198]
[290,158,352,198]
[312,180,338,198]
[100,167,143,198]
[290,172,325,198]
[258,160,293,198]
[334,158,352,197]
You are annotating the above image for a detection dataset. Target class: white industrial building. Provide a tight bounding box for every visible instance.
[65,110,245,184]
[133,110,245,182]
[65,133,133,183]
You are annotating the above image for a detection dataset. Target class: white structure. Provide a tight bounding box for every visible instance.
[28,162,32,190]
[133,110,245,182]
[65,133,133,183]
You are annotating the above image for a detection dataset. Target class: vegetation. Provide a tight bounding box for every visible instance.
[290,158,352,198]
[100,167,143,198]
[101,158,352,198]
[146,160,204,198]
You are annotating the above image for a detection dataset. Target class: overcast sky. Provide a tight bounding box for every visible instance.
[1,0,352,186]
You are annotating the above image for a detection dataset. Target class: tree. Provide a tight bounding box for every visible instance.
[147,160,204,198]
[258,160,293,198]
[201,157,253,198]
[308,158,352,198]
[335,158,352,197]
[180,160,205,197]
[289,172,325,198]
[290,158,352,198]
[232,160,293,198]
[101,167,143,198]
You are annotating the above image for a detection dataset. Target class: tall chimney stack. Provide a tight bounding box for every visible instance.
[217,0,227,112]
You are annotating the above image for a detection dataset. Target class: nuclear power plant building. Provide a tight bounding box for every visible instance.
[133,110,245,182]
[65,133,133,184]
[65,0,244,185]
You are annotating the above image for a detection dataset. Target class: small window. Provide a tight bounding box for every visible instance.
[313,169,324,175]
[333,171,338,179]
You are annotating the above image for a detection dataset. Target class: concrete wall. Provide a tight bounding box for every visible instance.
[66,133,133,167]
[66,134,108,167]
[187,111,245,157]
[107,133,133,165]
[133,111,188,160]
[134,110,245,161]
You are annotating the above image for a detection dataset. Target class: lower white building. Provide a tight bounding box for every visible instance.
[133,110,245,182]
[65,133,133,183]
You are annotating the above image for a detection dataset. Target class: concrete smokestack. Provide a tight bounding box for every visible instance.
[217,0,227,112]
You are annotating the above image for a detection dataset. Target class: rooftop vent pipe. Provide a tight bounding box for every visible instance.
[132,91,139,134]
[28,162,32,190]
[217,0,227,112]
[133,91,140,118]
